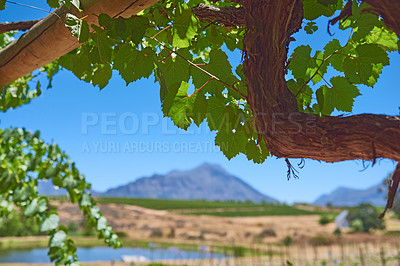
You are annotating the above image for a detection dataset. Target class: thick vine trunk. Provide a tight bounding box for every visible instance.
[0,0,159,87]
[242,0,400,163]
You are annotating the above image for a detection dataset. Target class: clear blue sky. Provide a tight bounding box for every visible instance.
[1,1,399,203]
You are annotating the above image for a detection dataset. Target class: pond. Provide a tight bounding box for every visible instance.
[0,246,227,263]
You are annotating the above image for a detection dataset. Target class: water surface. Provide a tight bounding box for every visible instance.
[0,246,226,263]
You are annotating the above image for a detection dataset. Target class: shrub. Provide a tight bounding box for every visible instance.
[282,236,293,246]
[149,228,163,238]
[350,219,364,232]
[0,212,42,237]
[333,227,341,238]
[319,214,334,225]
[67,222,79,234]
[309,235,334,246]
[167,227,175,238]
[116,231,128,238]
[347,204,385,232]
[258,229,277,238]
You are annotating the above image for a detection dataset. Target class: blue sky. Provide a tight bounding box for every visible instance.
[1,1,399,203]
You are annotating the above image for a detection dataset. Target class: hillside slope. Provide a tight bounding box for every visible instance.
[313,182,386,207]
[39,163,277,203]
[101,163,277,202]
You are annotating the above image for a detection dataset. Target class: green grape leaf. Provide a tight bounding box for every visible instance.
[365,63,383,87]
[324,39,346,72]
[215,126,247,160]
[342,44,389,86]
[126,16,148,44]
[40,213,60,232]
[80,192,92,206]
[174,4,198,39]
[98,14,113,28]
[92,64,112,89]
[160,81,181,115]
[289,45,317,81]
[79,21,90,43]
[317,0,338,6]
[24,197,48,217]
[47,0,59,8]
[318,76,361,115]
[90,29,113,63]
[97,217,108,231]
[167,82,196,129]
[304,21,318,34]
[191,58,221,94]
[50,230,67,247]
[172,3,198,48]
[351,13,380,42]
[159,49,191,88]
[302,0,340,20]
[366,27,399,52]
[206,96,235,131]
[12,184,32,202]
[310,50,327,84]
[287,79,313,110]
[245,139,270,164]
[206,49,233,84]
[113,44,155,85]
[0,0,6,10]
[191,90,208,126]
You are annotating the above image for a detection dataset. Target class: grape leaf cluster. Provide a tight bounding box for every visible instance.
[290,1,397,116]
[0,1,399,263]
[0,128,121,265]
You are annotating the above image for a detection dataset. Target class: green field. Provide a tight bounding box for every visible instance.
[94,197,272,209]
[94,197,330,216]
[49,196,332,217]
[184,208,321,217]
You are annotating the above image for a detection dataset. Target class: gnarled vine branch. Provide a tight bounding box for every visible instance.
[192,4,244,27]
[0,20,40,34]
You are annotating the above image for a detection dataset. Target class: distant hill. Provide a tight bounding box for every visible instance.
[39,163,277,203]
[313,182,386,207]
[100,163,277,202]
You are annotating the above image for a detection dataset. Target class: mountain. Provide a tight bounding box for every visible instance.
[100,163,277,202]
[313,182,386,207]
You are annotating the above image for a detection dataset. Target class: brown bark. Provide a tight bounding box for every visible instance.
[380,163,400,218]
[242,0,400,164]
[0,0,159,87]
[0,20,40,34]
[192,4,244,27]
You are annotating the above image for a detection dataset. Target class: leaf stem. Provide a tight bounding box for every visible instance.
[318,72,333,88]
[152,24,171,39]
[189,77,213,97]
[333,52,357,59]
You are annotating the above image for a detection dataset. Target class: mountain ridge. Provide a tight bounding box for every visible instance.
[313,181,386,207]
[39,163,277,203]
[100,163,277,202]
